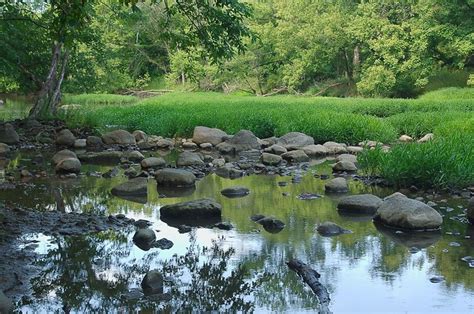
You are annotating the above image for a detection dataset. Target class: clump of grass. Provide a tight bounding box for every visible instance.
[0,97,31,121]
[419,87,474,100]
[359,129,474,189]
[62,93,138,106]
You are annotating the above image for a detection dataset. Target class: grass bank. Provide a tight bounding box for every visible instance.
[63,91,474,145]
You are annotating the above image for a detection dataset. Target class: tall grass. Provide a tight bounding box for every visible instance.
[419,87,474,101]
[62,93,138,106]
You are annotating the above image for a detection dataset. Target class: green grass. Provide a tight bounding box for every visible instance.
[62,93,138,106]
[63,91,474,144]
[0,97,31,121]
[423,68,471,92]
[419,87,474,100]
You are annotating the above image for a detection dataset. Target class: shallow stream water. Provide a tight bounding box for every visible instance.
[1,151,473,313]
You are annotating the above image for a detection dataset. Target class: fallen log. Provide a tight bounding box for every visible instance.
[287,258,331,313]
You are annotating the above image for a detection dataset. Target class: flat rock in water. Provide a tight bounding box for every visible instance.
[297,193,322,200]
[261,152,282,166]
[111,177,148,196]
[281,150,309,163]
[176,151,204,167]
[160,198,222,219]
[337,194,383,214]
[155,168,196,187]
[374,193,443,230]
[429,276,445,283]
[141,157,166,169]
[214,222,233,230]
[277,132,314,149]
[325,177,349,193]
[221,186,250,198]
[316,221,351,236]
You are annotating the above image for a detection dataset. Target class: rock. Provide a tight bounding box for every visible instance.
[55,157,81,174]
[215,165,244,179]
[0,123,19,144]
[303,144,329,157]
[297,193,322,200]
[182,142,198,149]
[133,228,156,251]
[261,152,282,166]
[332,160,357,172]
[212,158,226,167]
[102,129,136,145]
[214,222,233,230]
[359,140,382,148]
[0,143,10,155]
[192,126,228,145]
[0,291,12,314]
[133,130,147,143]
[141,157,166,169]
[199,143,213,149]
[160,199,222,219]
[264,144,287,155]
[347,146,363,154]
[323,141,347,154]
[253,216,285,233]
[141,270,163,295]
[86,135,103,147]
[316,222,351,236]
[111,177,148,197]
[178,225,192,233]
[20,169,32,177]
[155,168,196,187]
[78,151,123,163]
[154,138,174,149]
[374,193,443,230]
[52,149,77,165]
[429,276,445,283]
[216,130,260,153]
[337,194,383,215]
[221,186,250,198]
[418,133,434,143]
[56,129,76,146]
[125,151,145,162]
[335,154,357,164]
[399,135,413,142]
[74,139,87,149]
[153,238,174,250]
[467,197,474,224]
[277,132,314,149]
[325,177,349,193]
[176,151,204,167]
[102,167,119,178]
[281,150,309,163]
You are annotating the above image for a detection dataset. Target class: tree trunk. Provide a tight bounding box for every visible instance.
[352,45,361,79]
[29,42,68,119]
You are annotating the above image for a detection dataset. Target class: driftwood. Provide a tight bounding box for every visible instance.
[287,258,331,313]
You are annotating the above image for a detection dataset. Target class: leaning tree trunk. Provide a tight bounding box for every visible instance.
[29,42,69,119]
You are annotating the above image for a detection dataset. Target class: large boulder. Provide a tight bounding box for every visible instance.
[277,132,314,149]
[133,228,156,251]
[111,177,148,197]
[216,130,260,153]
[52,149,77,165]
[0,143,9,155]
[102,129,136,145]
[261,152,282,166]
[467,197,474,224]
[0,123,19,144]
[176,151,204,167]
[55,157,81,174]
[303,144,329,157]
[335,154,357,163]
[0,291,12,314]
[374,193,443,230]
[56,129,76,147]
[141,157,166,169]
[155,168,196,187]
[325,177,348,193]
[316,222,351,236]
[192,126,228,146]
[160,198,222,219]
[332,160,357,172]
[281,150,309,163]
[141,270,163,295]
[337,194,383,215]
[221,186,250,198]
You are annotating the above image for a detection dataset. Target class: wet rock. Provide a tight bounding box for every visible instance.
[316,222,351,236]
[253,216,285,233]
[399,135,413,142]
[332,160,357,172]
[200,143,213,149]
[53,149,78,165]
[56,129,76,146]
[141,270,164,295]
[176,151,204,167]
[55,157,81,174]
[86,135,103,147]
[429,276,445,283]
[216,130,260,153]
[155,168,196,187]
[214,222,233,230]
[418,133,434,143]
[261,152,282,166]
[251,214,266,222]
[141,157,166,169]
[111,177,148,197]
[153,238,174,250]
[134,219,153,228]
[0,291,13,314]
[297,193,322,200]
[178,225,192,233]
[335,154,357,164]
[215,165,244,179]
[303,144,329,157]
[102,129,136,145]
[277,132,314,149]
[0,123,19,144]
[264,144,287,155]
[133,130,147,143]
[281,150,309,163]
[160,198,222,219]
[74,139,87,149]
[467,197,474,224]
[221,186,250,198]
[461,256,474,268]
[337,194,383,215]
[323,141,347,154]
[0,143,10,155]
[374,193,443,230]
[325,177,349,193]
[192,126,228,146]
[133,228,156,251]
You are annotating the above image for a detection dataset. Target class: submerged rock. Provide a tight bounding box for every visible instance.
[221,186,250,198]
[374,193,443,230]
[325,177,349,193]
[102,129,136,145]
[316,222,351,236]
[337,194,383,215]
[111,177,148,197]
[252,215,285,233]
[155,168,196,187]
[277,132,314,149]
[141,270,164,295]
[0,123,19,144]
[192,126,228,146]
[429,276,445,283]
